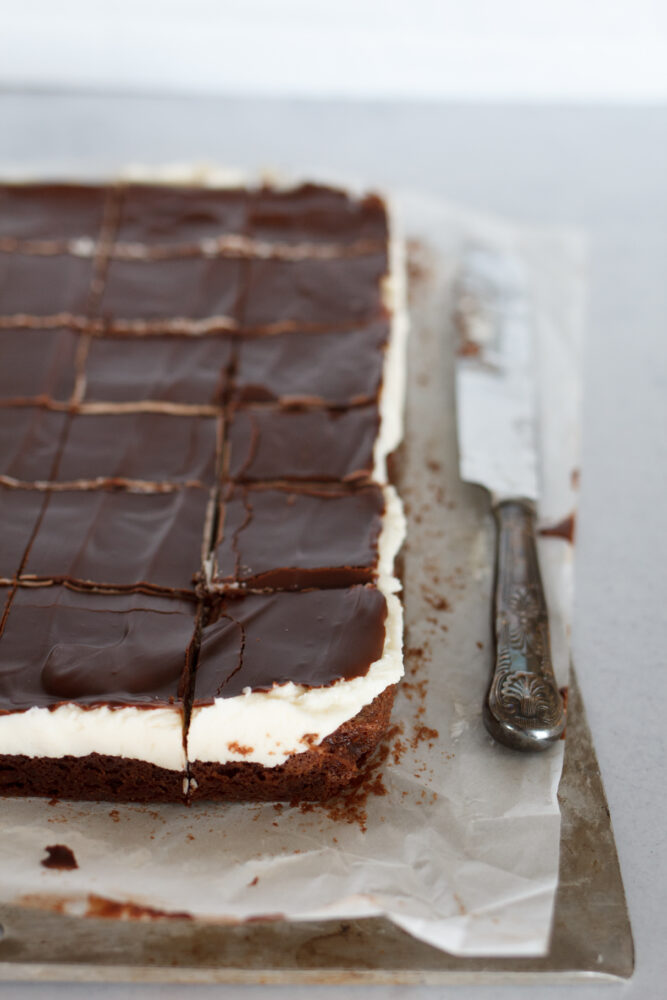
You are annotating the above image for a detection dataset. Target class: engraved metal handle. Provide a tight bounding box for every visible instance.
[484,500,566,751]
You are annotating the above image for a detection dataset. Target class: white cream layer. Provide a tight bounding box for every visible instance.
[374,234,409,484]
[378,484,405,593]
[0,704,186,771]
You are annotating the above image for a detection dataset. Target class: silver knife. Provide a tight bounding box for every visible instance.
[454,246,565,751]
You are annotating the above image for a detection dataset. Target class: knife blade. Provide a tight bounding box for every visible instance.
[454,246,565,751]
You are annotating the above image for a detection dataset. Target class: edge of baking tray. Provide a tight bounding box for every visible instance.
[0,666,634,985]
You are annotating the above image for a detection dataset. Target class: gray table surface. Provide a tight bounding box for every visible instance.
[0,93,665,1000]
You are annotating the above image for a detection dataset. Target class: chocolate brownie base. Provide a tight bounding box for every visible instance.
[189,685,397,803]
[0,752,185,803]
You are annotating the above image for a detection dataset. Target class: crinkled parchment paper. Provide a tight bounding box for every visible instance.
[0,188,585,957]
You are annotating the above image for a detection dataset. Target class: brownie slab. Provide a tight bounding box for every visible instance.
[21,487,210,594]
[99,256,244,329]
[0,327,78,403]
[0,252,94,321]
[0,407,68,483]
[56,412,220,486]
[0,488,46,582]
[233,321,388,406]
[226,404,379,483]
[212,484,385,590]
[0,177,405,806]
[0,184,107,242]
[82,333,232,405]
[240,253,388,330]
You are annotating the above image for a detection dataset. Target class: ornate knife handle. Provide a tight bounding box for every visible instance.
[484,500,566,751]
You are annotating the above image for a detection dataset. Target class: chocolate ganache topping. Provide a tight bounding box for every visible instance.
[0,180,398,757]
[213,484,385,590]
[0,589,196,711]
[227,405,380,483]
[195,586,388,701]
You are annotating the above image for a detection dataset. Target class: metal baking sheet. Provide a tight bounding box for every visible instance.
[0,219,632,984]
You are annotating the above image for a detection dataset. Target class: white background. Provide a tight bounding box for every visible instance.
[2,0,667,102]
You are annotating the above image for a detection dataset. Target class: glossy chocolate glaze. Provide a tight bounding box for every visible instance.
[100,256,244,326]
[0,252,94,319]
[115,185,248,245]
[195,586,388,700]
[0,328,78,403]
[56,412,220,486]
[246,184,388,245]
[0,488,46,580]
[22,488,210,593]
[227,404,379,483]
[0,587,196,710]
[240,253,388,330]
[213,485,385,590]
[0,184,107,241]
[113,182,386,248]
[83,333,232,405]
[233,321,388,406]
[0,407,68,483]
[0,182,396,726]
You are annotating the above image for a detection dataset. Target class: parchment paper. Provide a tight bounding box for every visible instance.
[0,190,585,958]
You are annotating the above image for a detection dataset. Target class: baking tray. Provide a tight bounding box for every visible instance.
[0,234,633,985]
